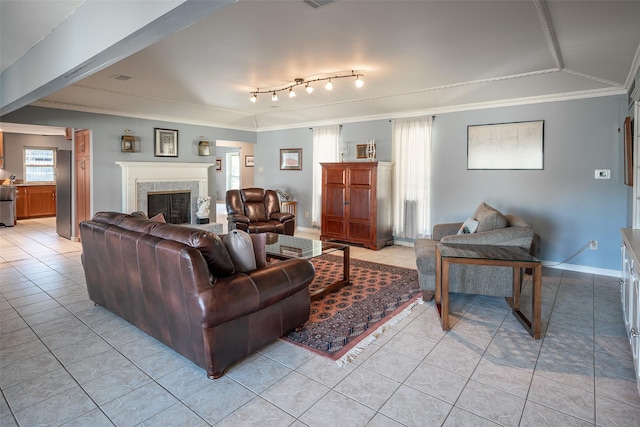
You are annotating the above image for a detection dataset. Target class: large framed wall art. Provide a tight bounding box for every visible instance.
[467,120,544,170]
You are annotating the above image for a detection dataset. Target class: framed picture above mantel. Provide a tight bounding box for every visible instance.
[154,128,178,157]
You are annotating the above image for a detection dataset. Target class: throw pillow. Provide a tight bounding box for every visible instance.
[250,233,267,269]
[457,217,479,235]
[223,229,257,273]
[473,202,508,233]
[150,212,166,223]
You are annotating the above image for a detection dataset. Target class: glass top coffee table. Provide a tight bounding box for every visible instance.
[264,233,350,299]
[435,243,543,339]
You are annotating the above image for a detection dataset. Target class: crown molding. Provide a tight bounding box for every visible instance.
[29,84,627,133]
[30,99,258,132]
[255,87,627,132]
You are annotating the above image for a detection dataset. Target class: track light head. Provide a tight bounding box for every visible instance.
[355,75,364,88]
[325,79,333,90]
[289,88,296,98]
[271,91,278,101]
[305,83,314,94]
[250,93,257,103]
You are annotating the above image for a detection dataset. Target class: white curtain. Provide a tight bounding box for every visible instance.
[392,116,432,239]
[312,125,340,227]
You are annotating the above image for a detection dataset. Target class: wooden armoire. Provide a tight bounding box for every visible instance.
[320,162,393,250]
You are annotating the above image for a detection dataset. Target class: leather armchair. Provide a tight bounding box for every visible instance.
[226,188,295,235]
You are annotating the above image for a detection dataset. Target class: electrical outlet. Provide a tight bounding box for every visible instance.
[304,211,310,218]
[589,240,598,250]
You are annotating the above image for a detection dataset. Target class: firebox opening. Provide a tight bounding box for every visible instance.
[148,191,191,224]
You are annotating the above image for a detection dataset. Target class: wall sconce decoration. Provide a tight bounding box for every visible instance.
[198,137,210,156]
[121,129,140,153]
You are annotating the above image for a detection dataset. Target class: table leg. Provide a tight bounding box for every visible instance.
[532,263,542,339]
[512,267,522,311]
[435,245,442,306]
[343,245,350,284]
[441,259,450,331]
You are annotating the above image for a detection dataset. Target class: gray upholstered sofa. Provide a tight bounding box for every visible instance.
[415,203,540,300]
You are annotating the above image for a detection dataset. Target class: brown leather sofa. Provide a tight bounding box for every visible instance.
[80,212,314,379]
[226,188,295,235]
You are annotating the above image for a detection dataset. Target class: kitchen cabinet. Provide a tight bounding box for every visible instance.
[620,228,640,396]
[15,185,56,219]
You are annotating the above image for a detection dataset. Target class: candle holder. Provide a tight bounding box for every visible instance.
[367,139,376,161]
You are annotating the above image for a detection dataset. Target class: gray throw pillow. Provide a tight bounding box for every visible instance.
[473,202,508,232]
[223,230,257,273]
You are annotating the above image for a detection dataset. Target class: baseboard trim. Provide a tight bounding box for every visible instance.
[541,261,620,278]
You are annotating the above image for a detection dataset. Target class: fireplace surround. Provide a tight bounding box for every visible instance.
[115,162,213,224]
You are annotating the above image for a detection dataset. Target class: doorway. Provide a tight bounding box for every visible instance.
[225,151,240,192]
[75,129,91,239]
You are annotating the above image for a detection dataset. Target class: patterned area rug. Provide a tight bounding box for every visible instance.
[283,254,422,365]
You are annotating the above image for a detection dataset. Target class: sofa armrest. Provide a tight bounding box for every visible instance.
[227,213,250,224]
[440,226,534,249]
[432,223,463,241]
[270,212,294,222]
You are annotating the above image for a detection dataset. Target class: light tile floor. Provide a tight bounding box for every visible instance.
[2,217,640,426]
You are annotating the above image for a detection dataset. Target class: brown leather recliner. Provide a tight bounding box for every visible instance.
[226,188,295,235]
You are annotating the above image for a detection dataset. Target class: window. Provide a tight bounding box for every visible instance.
[24,148,56,182]
[226,151,240,190]
[392,116,433,239]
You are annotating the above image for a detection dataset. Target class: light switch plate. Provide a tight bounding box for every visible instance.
[595,169,610,179]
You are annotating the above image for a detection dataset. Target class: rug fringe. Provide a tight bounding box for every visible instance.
[335,296,425,367]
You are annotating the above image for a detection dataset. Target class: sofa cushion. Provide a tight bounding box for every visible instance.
[250,233,268,269]
[457,217,479,235]
[224,229,257,273]
[150,212,166,223]
[141,222,236,277]
[505,214,531,228]
[473,202,508,232]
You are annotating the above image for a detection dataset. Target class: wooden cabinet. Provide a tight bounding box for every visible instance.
[620,228,640,397]
[15,187,27,218]
[320,162,393,250]
[15,185,57,219]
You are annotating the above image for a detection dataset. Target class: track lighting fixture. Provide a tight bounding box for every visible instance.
[249,71,364,102]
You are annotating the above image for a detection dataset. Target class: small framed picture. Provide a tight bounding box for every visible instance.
[356,144,371,159]
[215,158,222,171]
[280,148,302,170]
[245,155,255,167]
[154,128,178,157]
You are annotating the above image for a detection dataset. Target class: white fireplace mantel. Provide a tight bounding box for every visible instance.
[115,161,213,214]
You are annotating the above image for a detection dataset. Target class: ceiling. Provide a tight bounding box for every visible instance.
[2,0,640,132]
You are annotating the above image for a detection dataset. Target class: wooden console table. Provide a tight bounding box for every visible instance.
[435,243,543,339]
